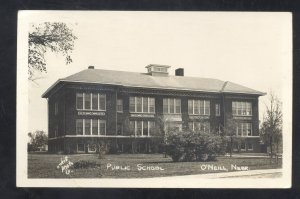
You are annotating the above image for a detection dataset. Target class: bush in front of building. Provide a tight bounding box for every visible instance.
[164,130,227,162]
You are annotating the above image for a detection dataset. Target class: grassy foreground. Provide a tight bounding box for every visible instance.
[28,153,282,178]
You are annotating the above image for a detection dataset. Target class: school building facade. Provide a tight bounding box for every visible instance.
[42,64,266,154]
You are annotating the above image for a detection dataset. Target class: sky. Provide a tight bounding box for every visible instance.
[24,11,292,133]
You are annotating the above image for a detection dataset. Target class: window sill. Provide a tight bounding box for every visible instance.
[188,114,210,116]
[129,112,155,114]
[77,109,106,112]
[232,115,252,117]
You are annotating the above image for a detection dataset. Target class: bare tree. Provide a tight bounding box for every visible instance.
[260,93,282,156]
[28,22,77,80]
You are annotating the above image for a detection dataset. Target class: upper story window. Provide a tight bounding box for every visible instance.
[163,98,181,114]
[117,99,123,112]
[232,101,252,116]
[76,92,106,111]
[188,99,210,115]
[129,97,155,113]
[54,102,58,115]
[236,123,252,137]
[215,103,220,116]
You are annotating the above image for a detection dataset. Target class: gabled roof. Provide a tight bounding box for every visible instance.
[42,68,266,98]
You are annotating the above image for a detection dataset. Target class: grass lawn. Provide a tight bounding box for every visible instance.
[28,153,282,178]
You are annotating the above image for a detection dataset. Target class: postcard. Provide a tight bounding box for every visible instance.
[17,11,292,188]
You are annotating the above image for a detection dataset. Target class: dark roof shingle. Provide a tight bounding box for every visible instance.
[42,68,265,97]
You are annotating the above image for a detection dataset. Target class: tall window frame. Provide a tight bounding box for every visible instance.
[76,92,106,111]
[129,97,155,113]
[232,101,252,116]
[188,99,210,115]
[117,99,123,112]
[163,98,181,114]
[188,121,210,133]
[236,123,252,137]
[76,119,106,136]
[130,120,155,136]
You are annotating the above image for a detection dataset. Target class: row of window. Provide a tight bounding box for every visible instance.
[188,100,210,115]
[76,93,106,111]
[163,98,181,114]
[232,101,252,116]
[129,97,155,113]
[233,142,253,151]
[129,120,156,136]
[57,120,252,137]
[236,123,252,137]
[76,119,106,135]
[188,122,210,133]
[74,93,252,117]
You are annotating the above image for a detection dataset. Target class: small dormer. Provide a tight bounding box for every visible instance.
[145,64,171,76]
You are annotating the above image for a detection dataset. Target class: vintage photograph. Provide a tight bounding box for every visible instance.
[17,11,292,188]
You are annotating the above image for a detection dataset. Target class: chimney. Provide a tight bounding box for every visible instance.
[175,68,184,76]
[88,65,95,69]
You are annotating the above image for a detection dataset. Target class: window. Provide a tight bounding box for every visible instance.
[163,98,181,114]
[129,97,135,112]
[54,102,58,115]
[76,119,83,135]
[85,119,91,135]
[236,123,252,137]
[240,142,246,151]
[88,144,97,153]
[76,119,106,135]
[188,122,210,133]
[92,93,98,110]
[117,123,123,135]
[99,120,106,135]
[149,121,155,135]
[188,100,210,115]
[129,97,155,113]
[130,120,155,136]
[149,98,155,113]
[54,125,59,137]
[76,92,106,111]
[215,104,220,116]
[136,121,142,136]
[77,144,85,152]
[85,93,91,110]
[117,99,123,112]
[92,119,98,135]
[247,143,253,151]
[136,97,142,112]
[99,94,106,110]
[76,93,83,109]
[232,101,252,116]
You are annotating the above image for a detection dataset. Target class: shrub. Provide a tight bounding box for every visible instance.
[98,145,107,159]
[72,160,100,169]
[165,130,226,162]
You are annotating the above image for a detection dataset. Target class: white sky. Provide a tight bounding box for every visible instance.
[25,11,292,133]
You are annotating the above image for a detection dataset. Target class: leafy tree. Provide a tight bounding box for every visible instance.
[260,93,282,155]
[28,130,48,151]
[28,22,77,80]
